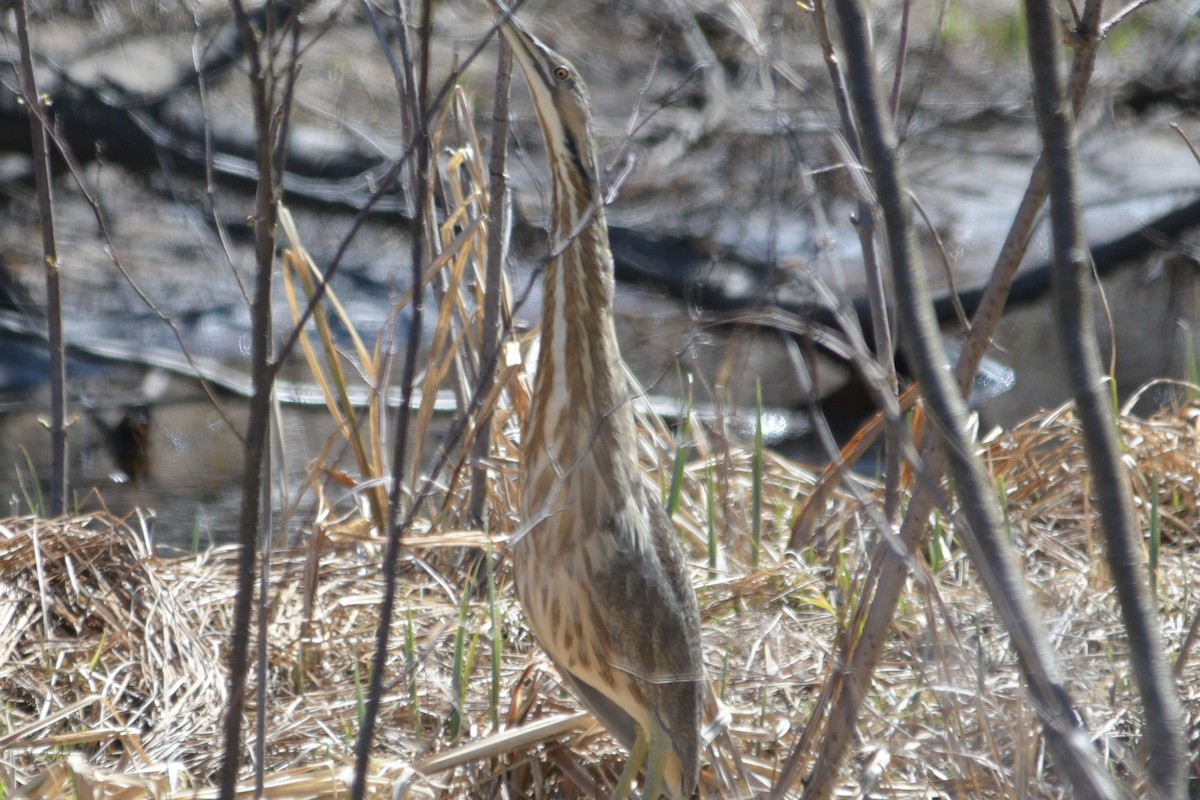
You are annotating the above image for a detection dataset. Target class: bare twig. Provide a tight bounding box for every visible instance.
[217,3,298,799]
[256,22,301,800]
[887,0,911,120]
[803,2,1120,799]
[469,38,514,526]
[1176,604,1200,678]
[352,0,435,796]
[1024,0,1186,796]
[809,0,901,520]
[254,426,273,798]
[1168,122,1200,166]
[952,0,1106,396]
[13,0,67,517]
[1101,0,1156,35]
[793,0,1119,793]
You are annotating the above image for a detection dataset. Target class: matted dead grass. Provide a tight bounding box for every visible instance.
[2,394,1199,799]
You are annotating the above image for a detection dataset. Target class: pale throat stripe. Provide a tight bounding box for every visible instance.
[547,247,570,424]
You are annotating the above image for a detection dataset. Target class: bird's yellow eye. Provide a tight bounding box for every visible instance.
[553,66,570,80]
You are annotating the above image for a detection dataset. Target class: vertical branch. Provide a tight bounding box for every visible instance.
[254,428,273,798]
[255,28,301,799]
[786,1,1111,795]
[218,3,293,798]
[887,0,911,120]
[1024,1,1186,796]
[953,0,1104,395]
[803,2,1119,799]
[353,0,434,796]
[810,0,900,519]
[469,37,514,526]
[14,0,67,517]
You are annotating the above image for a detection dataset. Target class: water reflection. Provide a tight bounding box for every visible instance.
[0,377,342,551]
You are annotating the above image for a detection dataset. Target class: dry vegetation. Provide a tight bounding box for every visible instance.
[2,395,1200,798]
[2,126,1199,794]
[2,3,1199,799]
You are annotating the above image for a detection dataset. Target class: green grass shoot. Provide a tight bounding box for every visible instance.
[666,409,691,517]
[17,447,44,518]
[353,652,366,731]
[929,509,945,574]
[1149,474,1160,598]
[405,606,419,738]
[705,459,718,572]
[486,549,502,731]
[450,576,474,738]
[751,379,764,568]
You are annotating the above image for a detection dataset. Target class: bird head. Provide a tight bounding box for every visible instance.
[494,8,600,195]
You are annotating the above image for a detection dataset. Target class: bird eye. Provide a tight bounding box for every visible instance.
[553,65,570,80]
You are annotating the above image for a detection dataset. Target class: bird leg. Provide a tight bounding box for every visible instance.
[611,726,648,800]
[639,724,671,800]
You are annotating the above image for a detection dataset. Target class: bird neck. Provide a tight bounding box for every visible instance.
[523,195,641,509]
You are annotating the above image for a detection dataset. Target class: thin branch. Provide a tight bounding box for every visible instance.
[804,2,1120,799]
[1101,0,1155,35]
[1024,0,1186,796]
[352,0,435,795]
[810,0,901,520]
[793,0,1117,794]
[469,37,514,526]
[887,0,911,120]
[255,22,301,799]
[13,0,67,517]
[217,3,297,799]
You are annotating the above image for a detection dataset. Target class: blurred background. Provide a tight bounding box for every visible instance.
[0,0,1197,544]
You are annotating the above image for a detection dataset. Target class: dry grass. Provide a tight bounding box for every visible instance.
[4,64,1200,800]
[2,395,1199,798]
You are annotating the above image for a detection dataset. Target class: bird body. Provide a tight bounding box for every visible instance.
[497,11,704,799]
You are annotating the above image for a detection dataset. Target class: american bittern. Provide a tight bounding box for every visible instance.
[496,8,704,800]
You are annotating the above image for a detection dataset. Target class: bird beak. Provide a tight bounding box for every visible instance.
[491,2,553,93]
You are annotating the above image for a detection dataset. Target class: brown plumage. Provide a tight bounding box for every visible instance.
[495,8,704,799]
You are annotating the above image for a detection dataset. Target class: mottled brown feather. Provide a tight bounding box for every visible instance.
[500,9,705,798]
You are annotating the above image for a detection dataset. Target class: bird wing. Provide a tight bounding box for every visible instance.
[588,481,704,789]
